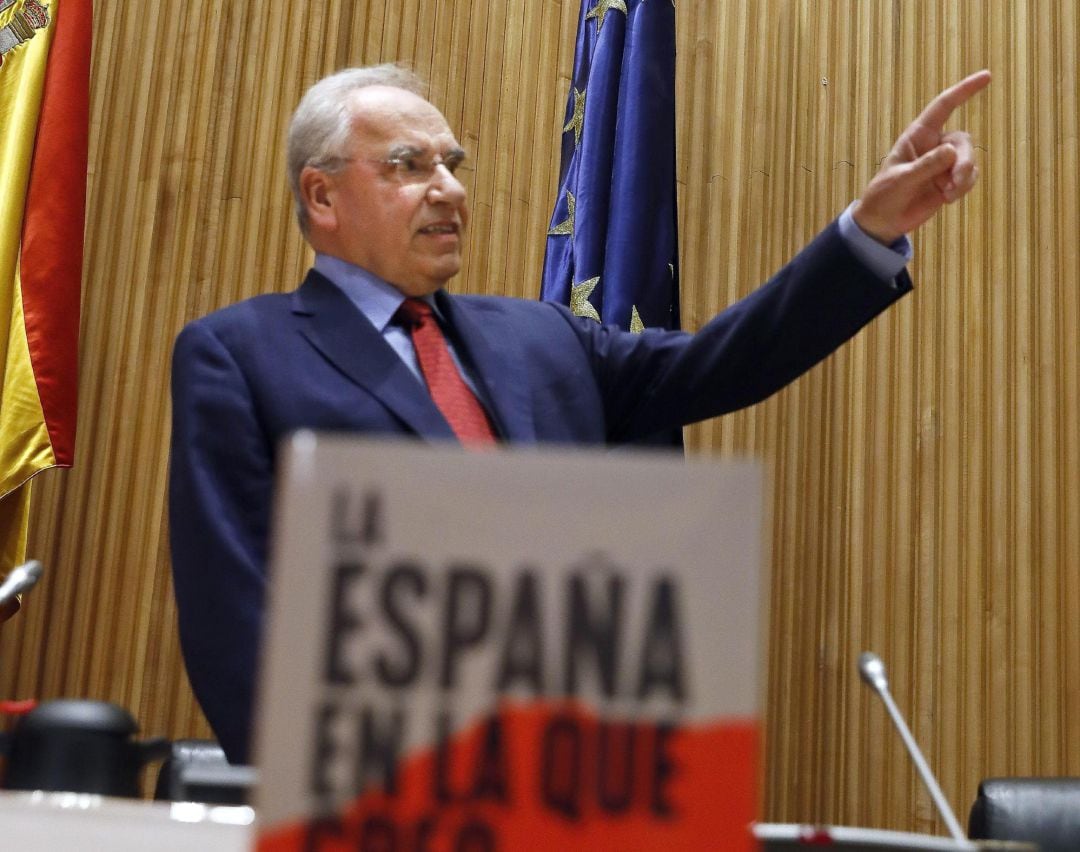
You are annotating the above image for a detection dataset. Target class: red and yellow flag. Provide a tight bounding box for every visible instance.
[0,0,91,569]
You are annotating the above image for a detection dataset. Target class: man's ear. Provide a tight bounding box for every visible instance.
[299,166,337,232]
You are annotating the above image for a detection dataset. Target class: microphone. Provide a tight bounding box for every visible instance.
[857,651,967,844]
[0,560,44,610]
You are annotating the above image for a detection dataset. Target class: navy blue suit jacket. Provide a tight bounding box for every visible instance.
[168,220,911,763]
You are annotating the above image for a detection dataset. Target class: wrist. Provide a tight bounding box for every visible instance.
[850,200,902,246]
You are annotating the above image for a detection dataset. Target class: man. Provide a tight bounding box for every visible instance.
[169,64,989,764]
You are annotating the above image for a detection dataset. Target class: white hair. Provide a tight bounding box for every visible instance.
[286,64,427,234]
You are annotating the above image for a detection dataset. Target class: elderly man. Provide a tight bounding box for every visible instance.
[169,64,989,764]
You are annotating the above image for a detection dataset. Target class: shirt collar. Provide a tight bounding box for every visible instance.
[313,253,440,331]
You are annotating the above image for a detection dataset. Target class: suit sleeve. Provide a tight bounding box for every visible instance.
[561,219,912,442]
[169,319,273,765]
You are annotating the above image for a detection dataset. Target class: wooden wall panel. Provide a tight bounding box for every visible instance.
[3,0,1079,836]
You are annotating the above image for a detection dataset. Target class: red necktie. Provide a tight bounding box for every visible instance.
[395,298,496,445]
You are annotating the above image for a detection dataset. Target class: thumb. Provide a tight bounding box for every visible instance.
[907,142,957,181]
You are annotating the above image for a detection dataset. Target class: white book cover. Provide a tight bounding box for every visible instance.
[254,435,766,852]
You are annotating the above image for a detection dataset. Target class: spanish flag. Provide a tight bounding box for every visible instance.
[0,0,91,570]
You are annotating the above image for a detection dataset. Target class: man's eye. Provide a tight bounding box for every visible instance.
[399,157,421,173]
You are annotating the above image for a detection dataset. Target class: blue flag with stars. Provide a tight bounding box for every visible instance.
[541,0,680,339]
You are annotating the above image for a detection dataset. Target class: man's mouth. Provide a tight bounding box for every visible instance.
[418,222,459,235]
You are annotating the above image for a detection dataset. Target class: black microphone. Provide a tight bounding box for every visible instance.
[857,651,967,843]
[0,560,44,610]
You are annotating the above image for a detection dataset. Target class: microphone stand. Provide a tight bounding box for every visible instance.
[857,651,968,844]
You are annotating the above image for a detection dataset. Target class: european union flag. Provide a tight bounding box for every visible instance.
[541,0,679,338]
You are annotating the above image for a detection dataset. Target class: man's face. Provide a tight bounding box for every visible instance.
[311,87,470,297]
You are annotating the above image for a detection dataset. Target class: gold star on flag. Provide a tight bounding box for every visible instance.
[585,0,628,32]
[563,88,586,148]
[571,277,601,322]
[630,306,645,333]
[547,191,576,236]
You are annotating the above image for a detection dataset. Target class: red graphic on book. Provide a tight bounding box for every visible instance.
[257,702,757,852]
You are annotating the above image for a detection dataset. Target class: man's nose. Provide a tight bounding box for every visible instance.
[427,164,467,205]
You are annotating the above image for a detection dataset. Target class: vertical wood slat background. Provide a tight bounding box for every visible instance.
[2,0,1077,833]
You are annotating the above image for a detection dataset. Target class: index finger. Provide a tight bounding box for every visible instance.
[915,69,992,131]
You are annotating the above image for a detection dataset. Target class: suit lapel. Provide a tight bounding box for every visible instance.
[291,271,455,441]
[436,291,537,443]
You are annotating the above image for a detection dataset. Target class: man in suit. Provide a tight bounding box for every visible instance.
[169,65,989,764]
